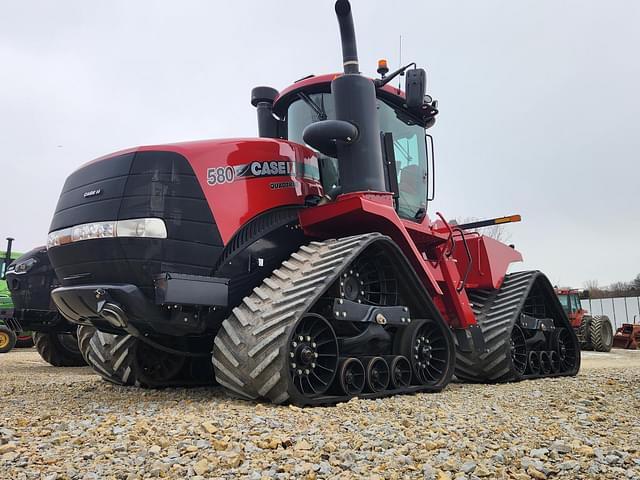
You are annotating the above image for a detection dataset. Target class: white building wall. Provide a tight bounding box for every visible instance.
[581,297,640,329]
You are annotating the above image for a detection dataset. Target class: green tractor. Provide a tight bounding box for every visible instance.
[0,238,33,353]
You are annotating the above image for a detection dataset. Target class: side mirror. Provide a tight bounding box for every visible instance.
[302,120,358,158]
[405,68,426,109]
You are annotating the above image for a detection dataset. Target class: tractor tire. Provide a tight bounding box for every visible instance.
[33,331,86,367]
[589,315,614,352]
[15,334,34,348]
[0,325,17,353]
[78,326,137,385]
[577,316,593,351]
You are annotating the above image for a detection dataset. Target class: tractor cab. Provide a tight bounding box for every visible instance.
[555,288,585,326]
[253,69,438,223]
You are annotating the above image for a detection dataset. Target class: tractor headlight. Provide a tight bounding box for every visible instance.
[47,218,167,249]
[12,258,37,274]
[116,218,167,239]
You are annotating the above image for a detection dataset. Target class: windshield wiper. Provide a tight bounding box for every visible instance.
[299,92,327,121]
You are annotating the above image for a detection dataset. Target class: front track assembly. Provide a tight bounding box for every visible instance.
[456,271,580,383]
[212,234,456,405]
[77,326,214,387]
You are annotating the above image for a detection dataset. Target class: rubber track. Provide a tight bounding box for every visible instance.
[33,332,86,367]
[212,233,391,404]
[456,271,578,383]
[78,326,137,386]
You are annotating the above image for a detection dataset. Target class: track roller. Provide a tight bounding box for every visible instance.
[337,358,365,395]
[528,351,541,375]
[539,351,552,375]
[386,355,411,389]
[364,356,390,393]
[549,351,561,373]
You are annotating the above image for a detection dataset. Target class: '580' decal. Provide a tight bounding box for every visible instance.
[207,160,294,186]
[207,166,235,185]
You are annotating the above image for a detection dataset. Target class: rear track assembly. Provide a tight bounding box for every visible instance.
[456,271,580,383]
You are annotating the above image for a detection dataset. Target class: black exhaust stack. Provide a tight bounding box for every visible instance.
[335,0,359,74]
[304,0,386,194]
[3,237,14,279]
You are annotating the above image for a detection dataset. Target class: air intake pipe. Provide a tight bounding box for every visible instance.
[304,1,386,194]
[251,86,279,139]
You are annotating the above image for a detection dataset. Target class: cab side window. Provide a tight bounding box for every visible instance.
[377,101,428,221]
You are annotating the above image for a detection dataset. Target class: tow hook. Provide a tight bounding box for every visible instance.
[93,289,128,328]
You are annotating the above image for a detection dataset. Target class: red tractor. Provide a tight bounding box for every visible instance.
[555,288,613,352]
[46,1,579,404]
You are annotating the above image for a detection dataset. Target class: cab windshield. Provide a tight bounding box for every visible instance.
[557,294,570,313]
[287,92,428,221]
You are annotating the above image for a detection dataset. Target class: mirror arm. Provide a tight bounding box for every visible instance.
[374,62,416,88]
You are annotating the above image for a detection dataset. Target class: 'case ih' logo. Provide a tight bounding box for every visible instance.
[207,161,294,186]
[83,188,102,198]
[247,161,292,177]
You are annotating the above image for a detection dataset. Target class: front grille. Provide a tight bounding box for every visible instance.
[48,150,223,298]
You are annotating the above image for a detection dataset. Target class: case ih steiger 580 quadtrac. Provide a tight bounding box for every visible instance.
[47,1,579,405]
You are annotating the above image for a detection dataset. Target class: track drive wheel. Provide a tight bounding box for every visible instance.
[33,331,86,367]
[393,319,452,387]
[589,316,613,352]
[0,325,17,353]
[550,327,579,371]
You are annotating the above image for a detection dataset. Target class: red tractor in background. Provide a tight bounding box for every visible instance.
[45,1,580,405]
[555,288,613,352]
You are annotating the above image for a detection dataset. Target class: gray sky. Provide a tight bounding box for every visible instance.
[1,1,639,288]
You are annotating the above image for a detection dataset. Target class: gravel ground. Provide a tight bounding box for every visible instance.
[1,349,639,480]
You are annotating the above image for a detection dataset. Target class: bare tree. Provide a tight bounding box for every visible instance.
[583,279,604,298]
[608,281,633,297]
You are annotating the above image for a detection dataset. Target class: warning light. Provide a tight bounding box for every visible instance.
[377,59,389,77]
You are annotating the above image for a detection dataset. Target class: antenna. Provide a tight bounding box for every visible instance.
[398,35,404,93]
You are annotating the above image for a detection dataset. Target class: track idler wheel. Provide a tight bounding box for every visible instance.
[394,319,450,386]
[337,358,365,395]
[364,357,390,393]
[539,351,552,375]
[510,325,528,376]
[528,351,541,375]
[386,355,411,389]
[288,314,339,397]
[550,327,579,372]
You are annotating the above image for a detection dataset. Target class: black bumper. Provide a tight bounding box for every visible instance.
[51,276,229,336]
